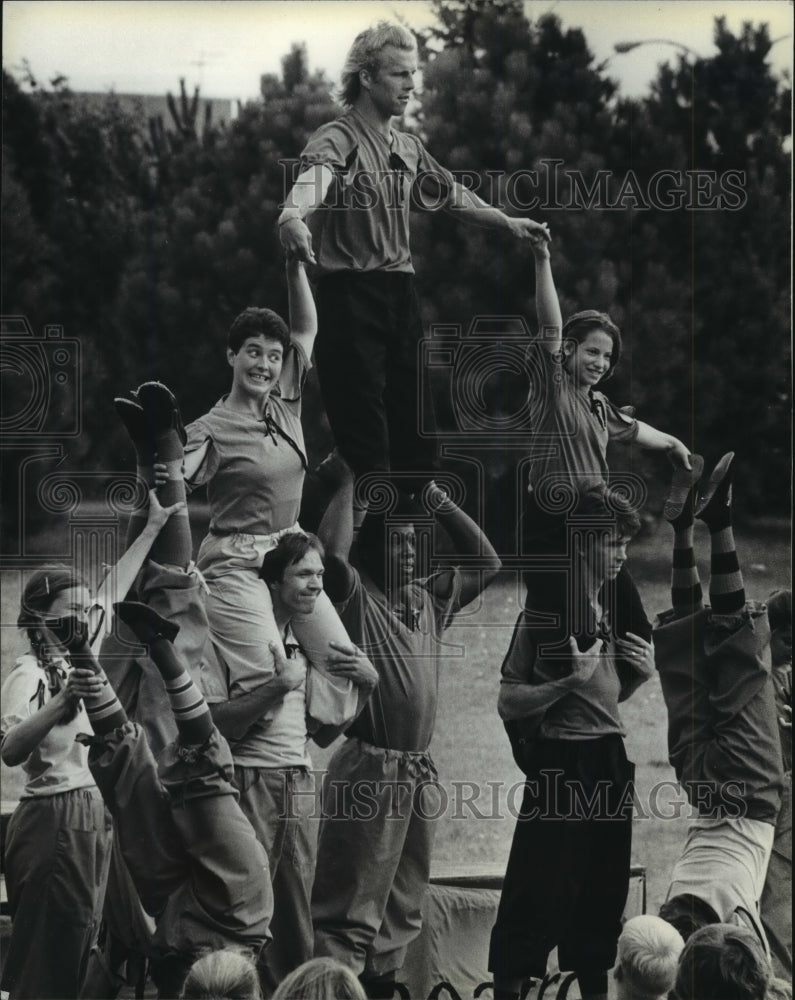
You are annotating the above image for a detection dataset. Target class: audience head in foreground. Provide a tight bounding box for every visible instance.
[271,957,367,1000]
[180,948,262,1000]
[614,915,684,1000]
[673,924,770,1000]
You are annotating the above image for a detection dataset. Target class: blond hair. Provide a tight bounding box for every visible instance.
[617,915,684,999]
[180,948,262,1000]
[338,22,416,107]
[271,958,366,1000]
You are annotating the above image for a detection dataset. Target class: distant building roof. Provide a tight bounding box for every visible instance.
[72,91,237,134]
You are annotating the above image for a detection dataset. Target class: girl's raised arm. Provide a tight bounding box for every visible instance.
[532,239,562,354]
[287,257,318,359]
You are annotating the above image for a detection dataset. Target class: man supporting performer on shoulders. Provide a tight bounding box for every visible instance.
[311,455,501,999]
[279,21,549,501]
[202,531,377,994]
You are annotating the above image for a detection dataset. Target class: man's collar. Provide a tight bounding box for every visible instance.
[281,623,301,659]
[350,105,394,141]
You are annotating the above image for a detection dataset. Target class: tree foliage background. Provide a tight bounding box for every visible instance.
[2,2,791,548]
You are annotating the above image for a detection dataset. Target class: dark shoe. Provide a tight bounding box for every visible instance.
[114,396,157,463]
[43,614,91,654]
[663,453,704,528]
[695,452,735,523]
[135,382,186,445]
[360,977,408,1000]
[114,601,180,644]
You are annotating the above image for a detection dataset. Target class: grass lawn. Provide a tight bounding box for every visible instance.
[1,519,789,916]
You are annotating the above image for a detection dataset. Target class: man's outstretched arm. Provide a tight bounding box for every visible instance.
[277,164,334,265]
[446,182,550,243]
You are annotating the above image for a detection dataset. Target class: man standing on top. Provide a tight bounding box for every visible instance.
[278,21,549,500]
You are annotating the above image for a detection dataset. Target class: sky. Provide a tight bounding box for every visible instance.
[2,0,792,102]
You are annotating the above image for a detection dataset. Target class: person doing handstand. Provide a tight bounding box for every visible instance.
[654,453,784,951]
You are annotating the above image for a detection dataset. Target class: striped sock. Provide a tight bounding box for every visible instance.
[163,669,213,743]
[124,477,152,551]
[149,455,191,569]
[150,637,213,744]
[71,654,129,734]
[83,683,128,734]
[708,525,746,615]
[671,525,703,618]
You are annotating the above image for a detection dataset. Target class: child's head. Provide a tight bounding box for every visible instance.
[673,923,770,1000]
[18,565,91,648]
[562,310,623,385]
[271,957,366,1000]
[615,915,684,999]
[766,589,792,667]
[180,947,262,999]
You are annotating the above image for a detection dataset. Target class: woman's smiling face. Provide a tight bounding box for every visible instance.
[228,335,284,398]
[564,328,614,388]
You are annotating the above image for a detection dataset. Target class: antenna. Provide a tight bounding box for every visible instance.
[189,50,223,91]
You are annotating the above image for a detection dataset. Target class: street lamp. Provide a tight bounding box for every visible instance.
[613,39,699,59]
[613,33,791,60]
[596,37,700,75]
[610,37,704,115]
